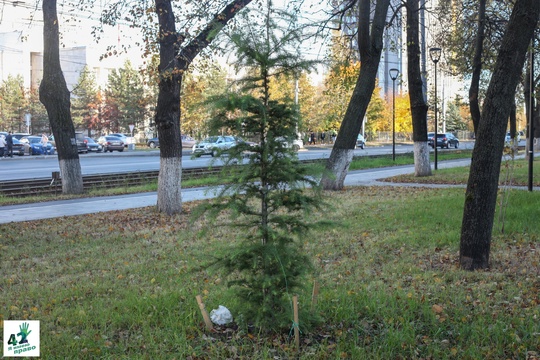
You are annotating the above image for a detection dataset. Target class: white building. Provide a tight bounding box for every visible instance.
[0,1,141,91]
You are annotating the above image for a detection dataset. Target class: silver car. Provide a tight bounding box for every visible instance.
[192,136,239,157]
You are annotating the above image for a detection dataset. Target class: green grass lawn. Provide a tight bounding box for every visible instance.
[1,185,539,359]
[387,157,540,187]
[349,149,474,171]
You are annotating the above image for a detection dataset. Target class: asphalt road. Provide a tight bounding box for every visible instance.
[0,142,476,181]
[0,158,477,224]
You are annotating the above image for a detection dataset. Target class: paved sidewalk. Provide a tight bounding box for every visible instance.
[0,157,534,224]
[0,186,219,224]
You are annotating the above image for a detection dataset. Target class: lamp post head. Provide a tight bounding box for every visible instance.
[389,68,400,81]
[429,47,442,63]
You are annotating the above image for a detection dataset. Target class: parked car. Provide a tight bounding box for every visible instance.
[12,133,31,141]
[428,133,460,149]
[181,135,197,148]
[277,134,304,151]
[75,132,88,153]
[10,138,25,156]
[147,137,159,148]
[84,137,103,152]
[98,136,125,152]
[20,136,56,155]
[146,134,197,149]
[109,133,131,147]
[505,131,521,144]
[192,135,244,157]
[356,134,365,149]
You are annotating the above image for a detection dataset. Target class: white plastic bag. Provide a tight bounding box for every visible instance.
[209,305,233,325]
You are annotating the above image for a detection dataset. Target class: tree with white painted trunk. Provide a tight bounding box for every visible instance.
[40,0,84,195]
[152,0,253,215]
[320,0,391,190]
[406,0,431,177]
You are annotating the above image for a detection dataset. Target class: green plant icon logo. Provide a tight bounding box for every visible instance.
[16,322,32,344]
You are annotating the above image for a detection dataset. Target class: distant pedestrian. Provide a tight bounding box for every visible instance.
[320,132,326,144]
[5,131,13,158]
[0,135,5,157]
[41,134,49,154]
[310,132,316,145]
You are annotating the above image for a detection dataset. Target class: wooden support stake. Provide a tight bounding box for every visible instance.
[293,294,300,350]
[196,295,214,331]
[311,281,320,310]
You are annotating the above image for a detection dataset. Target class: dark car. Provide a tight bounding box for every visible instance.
[84,137,103,152]
[429,133,459,149]
[109,133,132,147]
[75,132,88,153]
[98,136,125,152]
[10,138,25,156]
[147,137,159,148]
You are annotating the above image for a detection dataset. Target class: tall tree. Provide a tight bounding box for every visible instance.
[92,0,252,213]
[445,99,468,131]
[105,60,149,133]
[71,66,100,134]
[406,0,431,177]
[320,0,391,190]
[181,64,228,137]
[435,0,513,134]
[319,35,364,133]
[268,72,319,132]
[39,0,83,194]
[27,88,50,135]
[0,75,27,131]
[153,0,252,214]
[468,0,486,134]
[459,0,540,270]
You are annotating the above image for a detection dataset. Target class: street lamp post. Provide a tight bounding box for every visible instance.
[528,44,534,191]
[389,68,400,161]
[430,47,442,170]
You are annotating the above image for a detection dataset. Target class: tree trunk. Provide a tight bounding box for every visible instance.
[406,0,431,177]
[459,0,540,271]
[39,0,83,194]
[413,142,431,175]
[321,0,391,190]
[154,0,252,214]
[468,0,486,135]
[154,0,183,215]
